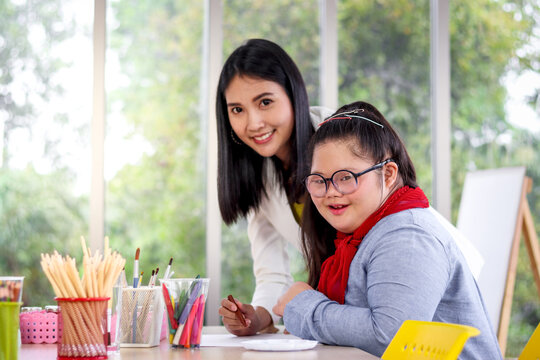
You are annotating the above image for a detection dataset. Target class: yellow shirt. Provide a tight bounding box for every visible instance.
[291,202,304,225]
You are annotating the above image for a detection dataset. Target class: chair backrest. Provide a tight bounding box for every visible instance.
[381,320,480,360]
[519,322,540,360]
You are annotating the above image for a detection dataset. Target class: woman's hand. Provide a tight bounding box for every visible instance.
[272,281,313,317]
[218,296,272,336]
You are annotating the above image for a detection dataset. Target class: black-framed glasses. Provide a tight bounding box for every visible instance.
[304,159,394,198]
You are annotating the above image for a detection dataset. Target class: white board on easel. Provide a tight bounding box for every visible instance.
[456,167,526,332]
[456,166,540,355]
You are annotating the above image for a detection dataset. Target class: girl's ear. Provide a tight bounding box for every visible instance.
[384,161,399,189]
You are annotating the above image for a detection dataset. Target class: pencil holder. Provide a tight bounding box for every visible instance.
[0,302,22,360]
[56,297,109,360]
[160,278,209,348]
[115,286,164,347]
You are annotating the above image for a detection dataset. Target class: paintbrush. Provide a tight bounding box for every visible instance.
[132,248,140,288]
[163,258,173,280]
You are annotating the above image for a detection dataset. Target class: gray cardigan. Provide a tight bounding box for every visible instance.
[283,208,502,359]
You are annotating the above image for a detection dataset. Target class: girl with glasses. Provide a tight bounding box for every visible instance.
[272,101,502,359]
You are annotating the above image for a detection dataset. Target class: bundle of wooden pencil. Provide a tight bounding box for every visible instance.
[40,236,125,358]
[40,237,125,299]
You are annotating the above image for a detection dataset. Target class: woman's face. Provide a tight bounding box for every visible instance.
[309,141,391,234]
[225,75,295,165]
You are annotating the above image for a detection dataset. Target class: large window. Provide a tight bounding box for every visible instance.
[104,0,207,284]
[1,0,92,306]
[449,0,540,356]
[337,0,432,195]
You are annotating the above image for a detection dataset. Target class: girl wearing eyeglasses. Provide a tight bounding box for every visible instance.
[272,101,502,359]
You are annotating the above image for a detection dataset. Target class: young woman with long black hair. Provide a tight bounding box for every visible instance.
[215,38,333,335]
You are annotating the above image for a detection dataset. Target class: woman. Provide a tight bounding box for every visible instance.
[215,38,333,335]
[272,101,502,359]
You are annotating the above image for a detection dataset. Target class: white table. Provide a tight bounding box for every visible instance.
[19,326,380,359]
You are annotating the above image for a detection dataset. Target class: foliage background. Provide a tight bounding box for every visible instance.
[1,0,539,356]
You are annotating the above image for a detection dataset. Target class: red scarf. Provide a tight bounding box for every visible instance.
[317,186,429,304]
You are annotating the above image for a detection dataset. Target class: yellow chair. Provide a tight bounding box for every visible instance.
[381,320,480,360]
[519,322,540,360]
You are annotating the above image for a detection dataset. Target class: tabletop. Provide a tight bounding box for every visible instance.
[19,326,380,360]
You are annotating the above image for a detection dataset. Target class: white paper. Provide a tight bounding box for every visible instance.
[200,333,303,347]
[242,339,318,351]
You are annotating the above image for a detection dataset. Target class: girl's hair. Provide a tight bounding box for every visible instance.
[216,39,312,224]
[301,100,418,288]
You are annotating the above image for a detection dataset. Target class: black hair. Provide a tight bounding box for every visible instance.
[301,100,418,288]
[216,39,312,224]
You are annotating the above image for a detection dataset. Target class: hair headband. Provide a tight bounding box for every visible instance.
[318,109,384,128]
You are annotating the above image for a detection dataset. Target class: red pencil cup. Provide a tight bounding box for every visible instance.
[160,278,209,348]
[56,297,110,360]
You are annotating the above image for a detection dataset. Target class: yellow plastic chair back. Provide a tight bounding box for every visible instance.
[519,322,540,360]
[381,320,480,360]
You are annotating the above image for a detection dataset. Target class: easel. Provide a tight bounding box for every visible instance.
[498,176,540,354]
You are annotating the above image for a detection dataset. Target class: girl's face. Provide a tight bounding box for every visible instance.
[225,75,295,165]
[310,141,392,234]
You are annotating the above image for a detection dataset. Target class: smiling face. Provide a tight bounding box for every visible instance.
[310,140,392,234]
[225,75,295,165]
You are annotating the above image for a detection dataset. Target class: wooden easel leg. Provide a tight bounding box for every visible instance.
[522,198,540,298]
[497,220,521,356]
[496,177,531,355]
[497,176,540,356]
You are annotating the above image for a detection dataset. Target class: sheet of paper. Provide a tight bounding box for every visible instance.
[200,332,303,347]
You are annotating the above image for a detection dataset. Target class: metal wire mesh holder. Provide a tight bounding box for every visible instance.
[115,287,164,347]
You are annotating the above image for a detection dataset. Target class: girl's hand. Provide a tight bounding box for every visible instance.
[219,297,272,336]
[272,281,313,317]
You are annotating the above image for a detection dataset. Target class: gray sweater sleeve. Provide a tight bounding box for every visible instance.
[283,220,451,356]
